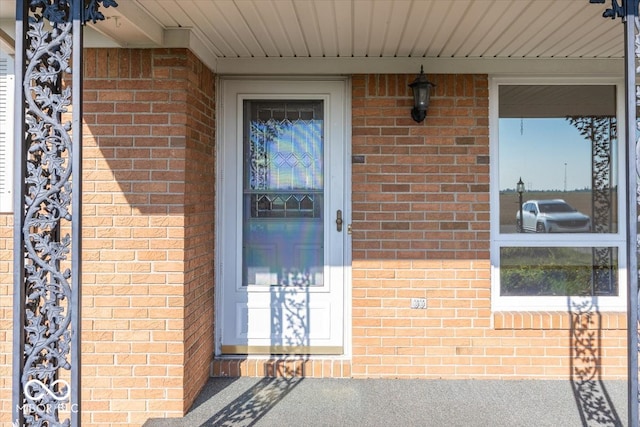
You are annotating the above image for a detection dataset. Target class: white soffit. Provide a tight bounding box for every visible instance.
[0,0,626,75]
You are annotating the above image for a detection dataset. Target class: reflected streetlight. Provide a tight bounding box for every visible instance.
[517,177,525,233]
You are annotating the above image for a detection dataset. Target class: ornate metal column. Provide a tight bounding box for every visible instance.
[12,1,117,426]
[590,0,640,425]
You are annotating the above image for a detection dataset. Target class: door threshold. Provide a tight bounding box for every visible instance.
[220,345,343,355]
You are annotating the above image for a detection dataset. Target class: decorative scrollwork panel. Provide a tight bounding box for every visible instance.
[13,1,117,426]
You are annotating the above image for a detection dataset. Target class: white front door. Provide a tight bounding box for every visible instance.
[218,78,348,355]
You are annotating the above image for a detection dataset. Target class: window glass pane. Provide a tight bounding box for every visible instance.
[498,85,617,234]
[242,100,324,287]
[500,247,618,296]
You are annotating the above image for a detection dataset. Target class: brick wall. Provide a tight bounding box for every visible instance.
[0,48,216,426]
[80,48,215,425]
[0,214,11,423]
[182,52,216,411]
[350,73,626,379]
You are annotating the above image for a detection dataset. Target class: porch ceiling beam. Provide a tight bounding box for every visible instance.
[0,27,13,55]
[87,0,163,47]
[215,57,624,77]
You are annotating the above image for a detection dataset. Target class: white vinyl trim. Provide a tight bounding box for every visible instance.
[0,51,13,213]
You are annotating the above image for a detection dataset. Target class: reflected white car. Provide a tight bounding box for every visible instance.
[516,199,591,233]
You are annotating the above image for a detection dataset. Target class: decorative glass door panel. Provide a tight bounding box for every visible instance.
[218,79,346,356]
[243,101,324,287]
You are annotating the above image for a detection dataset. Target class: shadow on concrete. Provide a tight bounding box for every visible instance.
[142,377,301,427]
[570,299,623,426]
[143,376,629,427]
[187,377,238,413]
[196,377,302,427]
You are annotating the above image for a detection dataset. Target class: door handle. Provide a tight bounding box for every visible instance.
[336,210,343,232]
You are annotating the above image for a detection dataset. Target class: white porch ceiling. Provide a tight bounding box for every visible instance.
[0,0,626,75]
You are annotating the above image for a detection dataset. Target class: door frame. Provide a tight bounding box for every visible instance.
[214,76,352,357]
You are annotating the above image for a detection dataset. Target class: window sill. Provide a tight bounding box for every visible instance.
[493,311,627,330]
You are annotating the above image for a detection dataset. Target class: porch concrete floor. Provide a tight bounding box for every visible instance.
[143,377,628,427]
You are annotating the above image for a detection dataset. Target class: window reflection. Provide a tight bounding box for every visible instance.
[498,85,617,234]
[500,247,618,297]
[495,84,621,299]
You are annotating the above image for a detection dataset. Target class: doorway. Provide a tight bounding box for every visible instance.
[217,78,349,355]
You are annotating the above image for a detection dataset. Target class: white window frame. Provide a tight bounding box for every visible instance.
[490,76,627,312]
[0,50,14,213]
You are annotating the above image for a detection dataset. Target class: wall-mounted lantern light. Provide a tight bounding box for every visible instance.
[409,65,436,123]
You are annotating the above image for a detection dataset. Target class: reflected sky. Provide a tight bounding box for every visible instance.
[499,118,600,191]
